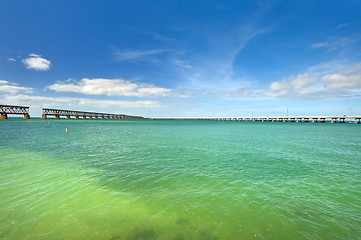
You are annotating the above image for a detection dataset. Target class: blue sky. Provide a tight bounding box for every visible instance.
[1,0,361,117]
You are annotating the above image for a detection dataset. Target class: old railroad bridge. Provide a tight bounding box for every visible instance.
[0,105,144,120]
[1,104,361,123]
[0,104,30,119]
[41,108,144,120]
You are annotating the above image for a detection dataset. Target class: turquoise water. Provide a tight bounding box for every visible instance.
[1,118,360,239]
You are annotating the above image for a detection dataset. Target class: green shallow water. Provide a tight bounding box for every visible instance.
[0,118,360,239]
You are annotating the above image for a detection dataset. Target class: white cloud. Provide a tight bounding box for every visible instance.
[8,58,16,62]
[323,63,361,89]
[0,80,34,94]
[263,73,320,98]
[262,63,361,99]
[0,81,166,117]
[22,53,51,71]
[200,63,361,100]
[46,78,187,98]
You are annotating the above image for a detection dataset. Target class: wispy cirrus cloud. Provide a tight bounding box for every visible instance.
[22,53,51,71]
[311,37,354,51]
[335,23,350,30]
[46,78,188,98]
[174,11,274,91]
[113,49,168,61]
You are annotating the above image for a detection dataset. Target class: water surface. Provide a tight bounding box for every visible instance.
[1,119,360,239]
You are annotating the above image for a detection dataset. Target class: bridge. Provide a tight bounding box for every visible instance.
[1,104,360,123]
[0,104,30,119]
[41,108,144,120]
[151,116,361,124]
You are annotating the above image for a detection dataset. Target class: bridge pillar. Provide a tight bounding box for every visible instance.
[339,118,345,123]
[23,114,30,119]
[41,114,47,120]
[66,116,71,119]
[94,116,98,119]
[331,118,337,123]
[304,118,309,122]
[75,116,79,119]
[101,116,105,119]
[83,116,86,119]
[320,118,326,123]
[355,118,360,124]
[0,113,8,119]
[312,118,318,123]
[55,115,60,119]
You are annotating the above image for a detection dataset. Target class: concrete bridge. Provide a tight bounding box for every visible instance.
[41,108,144,120]
[0,104,30,119]
[151,116,361,124]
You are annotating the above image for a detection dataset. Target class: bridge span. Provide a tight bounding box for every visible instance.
[0,105,30,119]
[151,116,361,124]
[41,108,144,120]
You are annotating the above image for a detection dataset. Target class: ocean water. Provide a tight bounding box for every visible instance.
[0,118,360,240]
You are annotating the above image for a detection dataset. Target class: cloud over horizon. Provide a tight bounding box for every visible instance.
[46,78,186,98]
[1,93,164,109]
[262,63,361,99]
[0,80,34,94]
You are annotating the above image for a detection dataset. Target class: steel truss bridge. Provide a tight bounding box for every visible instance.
[0,104,30,119]
[41,108,144,120]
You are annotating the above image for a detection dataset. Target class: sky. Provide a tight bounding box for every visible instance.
[1,0,361,118]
